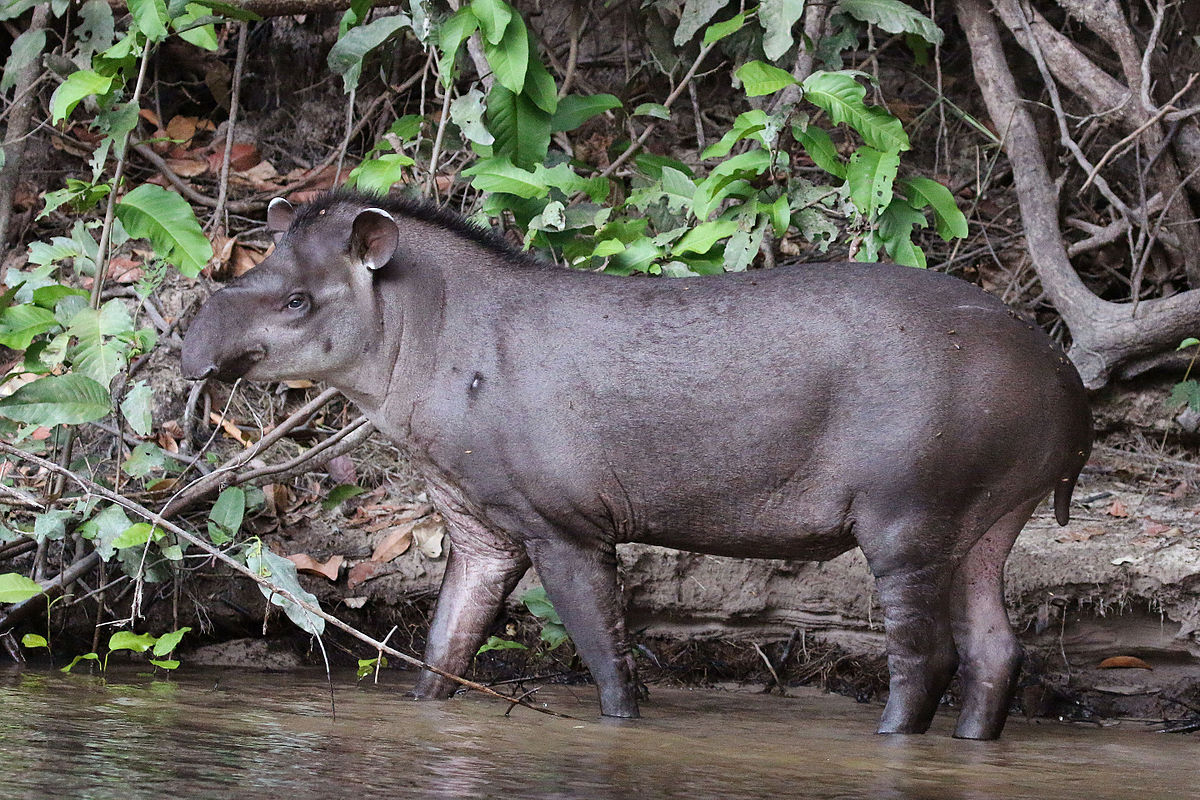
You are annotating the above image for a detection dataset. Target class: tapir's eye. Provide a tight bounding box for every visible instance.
[285,293,309,312]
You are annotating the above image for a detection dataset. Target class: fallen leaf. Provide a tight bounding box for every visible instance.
[138,108,161,127]
[371,522,414,563]
[166,115,199,145]
[286,553,344,581]
[209,411,252,447]
[231,242,268,276]
[412,515,445,559]
[231,159,280,191]
[1097,655,1153,670]
[156,431,179,453]
[107,256,144,284]
[30,427,51,441]
[1141,519,1173,536]
[343,596,367,609]
[328,454,356,485]
[162,420,184,439]
[347,561,383,589]
[146,478,178,494]
[263,483,290,516]
[284,379,315,389]
[1106,500,1129,518]
[164,157,209,178]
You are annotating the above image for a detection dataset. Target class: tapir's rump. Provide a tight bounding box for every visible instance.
[182,190,1093,739]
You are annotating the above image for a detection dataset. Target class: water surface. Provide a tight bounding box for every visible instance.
[1,667,1195,799]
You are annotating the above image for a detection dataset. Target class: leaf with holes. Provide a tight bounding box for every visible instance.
[1,28,45,94]
[674,0,728,45]
[846,146,900,221]
[346,153,414,195]
[449,87,494,146]
[877,197,928,269]
[246,540,325,635]
[835,0,943,46]
[901,177,967,241]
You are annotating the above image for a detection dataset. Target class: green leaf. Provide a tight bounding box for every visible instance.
[127,0,169,42]
[112,523,157,550]
[123,441,166,478]
[735,60,797,97]
[701,109,769,160]
[33,510,72,543]
[0,374,111,427]
[356,656,387,678]
[346,153,415,194]
[522,53,558,115]
[172,4,219,51]
[246,540,325,635]
[760,0,805,60]
[835,0,944,46]
[449,87,494,146]
[81,504,134,561]
[477,635,528,654]
[108,630,157,653]
[0,572,44,603]
[49,70,114,124]
[119,380,153,436]
[21,633,49,649]
[322,484,366,511]
[1178,338,1200,350]
[152,626,191,657]
[207,486,245,545]
[186,0,263,21]
[847,146,900,220]
[470,0,511,45]
[692,149,772,219]
[67,299,134,387]
[801,71,909,153]
[482,9,527,93]
[632,102,671,120]
[767,193,791,237]
[327,12,412,92]
[877,197,928,268]
[149,659,180,670]
[462,157,547,199]
[0,303,58,350]
[1,28,45,94]
[486,85,551,169]
[793,124,846,179]
[61,652,99,672]
[539,621,569,649]
[673,220,739,255]
[674,0,727,45]
[436,7,479,86]
[115,184,212,277]
[703,11,745,45]
[551,94,621,133]
[900,176,968,241]
[1167,379,1200,412]
[723,220,766,272]
[521,586,562,624]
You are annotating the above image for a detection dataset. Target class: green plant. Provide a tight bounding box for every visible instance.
[1166,338,1200,413]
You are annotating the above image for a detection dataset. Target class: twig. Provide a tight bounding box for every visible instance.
[752,641,785,696]
[0,441,571,719]
[334,85,357,184]
[210,20,250,232]
[425,81,454,196]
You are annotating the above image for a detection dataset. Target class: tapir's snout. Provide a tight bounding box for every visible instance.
[181,289,265,382]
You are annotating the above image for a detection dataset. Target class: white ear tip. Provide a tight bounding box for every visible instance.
[268,197,292,211]
[363,207,395,221]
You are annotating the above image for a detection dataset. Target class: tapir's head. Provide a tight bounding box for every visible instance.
[181,194,400,383]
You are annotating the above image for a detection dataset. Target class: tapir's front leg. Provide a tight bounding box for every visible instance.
[409,520,530,700]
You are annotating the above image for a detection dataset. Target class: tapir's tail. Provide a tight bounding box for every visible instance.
[1054,443,1091,526]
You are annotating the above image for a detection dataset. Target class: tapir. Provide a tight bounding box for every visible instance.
[181,189,1092,739]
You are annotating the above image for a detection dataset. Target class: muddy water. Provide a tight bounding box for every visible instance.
[1,667,1195,800]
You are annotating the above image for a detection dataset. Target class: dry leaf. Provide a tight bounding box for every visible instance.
[371,523,415,563]
[1141,519,1173,536]
[30,427,51,441]
[231,243,269,276]
[286,553,344,581]
[230,159,279,191]
[162,420,184,439]
[146,478,178,494]
[166,115,199,144]
[156,430,179,453]
[107,255,144,284]
[263,483,290,517]
[412,515,446,559]
[1097,655,1153,670]
[209,411,252,447]
[328,454,356,485]
[138,108,161,127]
[347,561,383,589]
[1106,500,1129,518]
[165,157,208,178]
[284,379,315,389]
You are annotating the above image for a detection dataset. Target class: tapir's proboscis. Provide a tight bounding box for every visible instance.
[181,190,1092,740]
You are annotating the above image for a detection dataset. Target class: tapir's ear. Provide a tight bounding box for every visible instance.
[351,208,399,271]
[267,197,294,233]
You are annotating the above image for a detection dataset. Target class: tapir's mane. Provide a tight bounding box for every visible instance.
[288,188,541,266]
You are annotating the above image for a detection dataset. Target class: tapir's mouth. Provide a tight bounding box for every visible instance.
[182,346,266,382]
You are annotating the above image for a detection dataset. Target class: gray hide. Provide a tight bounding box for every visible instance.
[181,190,1093,739]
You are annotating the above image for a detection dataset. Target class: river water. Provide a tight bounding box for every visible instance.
[1,666,1195,799]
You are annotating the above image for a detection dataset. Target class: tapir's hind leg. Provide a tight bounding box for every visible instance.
[948,500,1035,740]
[525,537,640,718]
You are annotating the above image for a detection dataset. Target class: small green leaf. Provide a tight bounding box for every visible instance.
[151,626,191,657]
[760,0,805,60]
[539,621,569,649]
[0,304,58,350]
[877,197,929,268]
[482,9,527,93]
[49,70,114,124]
[551,93,621,133]
[346,153,415,195]
[436,7,479,86]
[149,658,180,670]
[703,11,745,45]
[486,85,551,170]
[207,486,245,545]
[801,71,910,153]
[1166,379,1200,412]
[1178,338,1200,350]
[123,442,166,478]
[470,0,511,45]
[356,656,387,678]
[701,109,769,160]
[449,87,494,146]
[21,633,49,649]
[108,630,157,653]
[327,12,412,92]
[522,54,558,115]
[61,652,99,673]
[836,0,944,46]
[0,374,111,427]
[846,146,900,221]
[112,523,157,550]
[632,102,671,120]
[245,540,325,635]
[1,28,46,94]
[322,484,366,511]
[115,184,213,278]
[673,220,739,255]
[461,157,548,199]
[119,380,154,436]
[793,125,846,179]
[901,177,968,241]
[0,573,44,603]
[127,0,169,42]
[674,0,728,45]
[521,585,562,624]
[477,635,528,654]
[735,60,797,97]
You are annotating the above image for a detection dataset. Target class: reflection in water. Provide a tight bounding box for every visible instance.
[0,666,1195,799]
